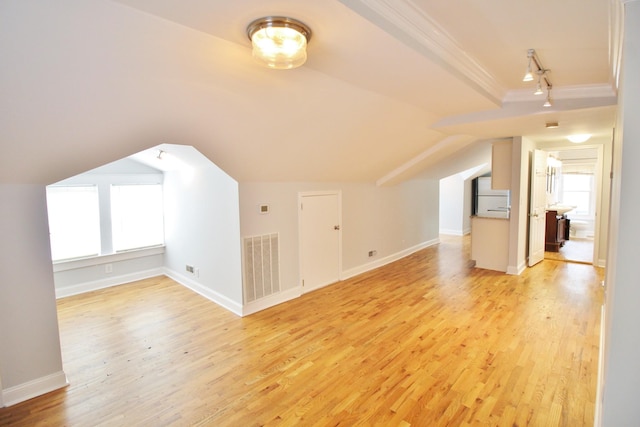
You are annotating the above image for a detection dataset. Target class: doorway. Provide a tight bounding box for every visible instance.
[298,191,342,293]
[543,146,602,264]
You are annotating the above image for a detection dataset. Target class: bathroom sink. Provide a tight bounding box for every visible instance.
[547,205,576,215]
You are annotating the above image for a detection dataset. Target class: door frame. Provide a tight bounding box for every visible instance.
[297,190,342,293]
[540,144,605,265]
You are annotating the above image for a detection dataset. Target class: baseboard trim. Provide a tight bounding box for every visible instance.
[593,303,606,426]
[164,269,243,317]
[342,238,440,280]
[55,268,165,299]
[506,261,527,276]
[439,229,465,236]
[2,371,68,407]
[242,287,302,316]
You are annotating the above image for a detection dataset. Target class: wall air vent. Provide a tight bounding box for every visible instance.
[243,233,280,303]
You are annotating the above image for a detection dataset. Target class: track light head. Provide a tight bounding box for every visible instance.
[543,84,553,107]
[523,49,535,82]
[534,82,544,95]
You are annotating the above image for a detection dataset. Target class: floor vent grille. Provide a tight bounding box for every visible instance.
[243,233,280,304]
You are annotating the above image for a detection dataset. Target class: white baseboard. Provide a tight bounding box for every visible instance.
[342,238,440,280]
[439,228,465,236]
[242,287,302,316]
[55,268,165,299]
[164,268,243,316]
[506,261,527,275]
[2,371,68,407]
[593,304,606,427]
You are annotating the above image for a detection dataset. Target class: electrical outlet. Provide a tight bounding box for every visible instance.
[368,250,377,257]
[195,268,200,278]
[105,263,113,274]
[186,265,194,273]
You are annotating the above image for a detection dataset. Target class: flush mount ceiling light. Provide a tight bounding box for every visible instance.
[247,16,312,70]
[523,49,553,107]
[567,134,592,143]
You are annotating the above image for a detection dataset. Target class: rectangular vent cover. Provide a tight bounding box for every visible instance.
[243,233,280,303]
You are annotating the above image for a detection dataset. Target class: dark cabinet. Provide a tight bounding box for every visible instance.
[545,210,570,252]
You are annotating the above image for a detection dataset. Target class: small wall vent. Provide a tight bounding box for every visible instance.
[243,233,280,304]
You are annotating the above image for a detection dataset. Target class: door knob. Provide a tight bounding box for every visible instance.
[334,225,340,230]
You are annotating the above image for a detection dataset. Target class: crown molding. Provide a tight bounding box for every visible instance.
[339,0,506,105]
[503,83,617,104]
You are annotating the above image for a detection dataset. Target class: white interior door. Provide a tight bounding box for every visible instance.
[299,192,341,293]
[529,149,548,266]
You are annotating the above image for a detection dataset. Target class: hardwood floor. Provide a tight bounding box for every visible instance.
[0,235,604,426]
[545,238,594,264]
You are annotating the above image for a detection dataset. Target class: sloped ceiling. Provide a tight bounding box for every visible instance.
[0,0,617,185]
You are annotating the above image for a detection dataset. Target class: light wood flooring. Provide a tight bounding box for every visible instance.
[0,235,604,426]
[545,238,594,264]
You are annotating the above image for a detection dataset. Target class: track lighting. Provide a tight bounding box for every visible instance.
[543,86,553,107]
[522,49,553,107]
[523,50,534,82]
[534,71,544,95]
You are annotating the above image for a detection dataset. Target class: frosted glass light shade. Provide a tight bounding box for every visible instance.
[247,17,311,70]
[567,134,592,143]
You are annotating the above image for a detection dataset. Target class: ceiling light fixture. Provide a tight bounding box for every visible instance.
[567,134,592,143]
[534,70,545,95]
[523,49,553,107]
[523,50,534,82]
[247,16,312,70]
[546,122,559,128]
[543,85,553,108]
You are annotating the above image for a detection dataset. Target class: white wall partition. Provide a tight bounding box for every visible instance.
[0,185,67,405]
[601,2,640,425]
[162,148,242,314]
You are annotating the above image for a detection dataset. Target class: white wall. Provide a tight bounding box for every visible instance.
[439,174,465,235]
[162,156,243,313]
[239,179,440,294]
[601,2,640,425]
[0,185,67,405]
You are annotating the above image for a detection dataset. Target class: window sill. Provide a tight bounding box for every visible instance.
[52,246,165,273]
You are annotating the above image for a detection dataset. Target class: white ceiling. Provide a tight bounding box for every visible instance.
[0,0,618,184]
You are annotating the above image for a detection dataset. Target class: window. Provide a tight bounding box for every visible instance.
[560,173,594,216]
[111,184,164,251]
[46,186,101,261]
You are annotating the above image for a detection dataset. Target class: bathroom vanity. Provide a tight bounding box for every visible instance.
[545,210,571,252]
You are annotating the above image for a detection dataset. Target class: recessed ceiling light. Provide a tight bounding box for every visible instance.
[567,134,592,143]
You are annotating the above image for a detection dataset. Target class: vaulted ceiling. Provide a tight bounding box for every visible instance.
[0,0,617,185]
